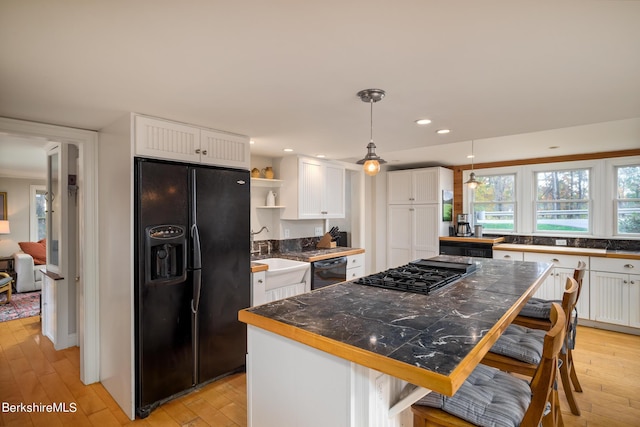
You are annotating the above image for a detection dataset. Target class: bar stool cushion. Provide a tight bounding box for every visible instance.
[490,324,546,365]
[519,297,559,319]
[415,364,531,427]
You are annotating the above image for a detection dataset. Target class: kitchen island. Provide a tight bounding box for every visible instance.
[239,256,552,427]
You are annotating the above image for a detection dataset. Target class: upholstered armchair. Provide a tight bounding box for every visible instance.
[14,252,43,293]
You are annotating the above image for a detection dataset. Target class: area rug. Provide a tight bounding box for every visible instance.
[0,291,41,322]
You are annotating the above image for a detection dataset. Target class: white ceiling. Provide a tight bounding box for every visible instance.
[1,0,639,176]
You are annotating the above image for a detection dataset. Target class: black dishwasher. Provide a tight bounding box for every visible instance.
[311,257,347,289]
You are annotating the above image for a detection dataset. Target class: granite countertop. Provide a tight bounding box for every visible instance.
[494,243,640,260]
[251,247,365,272]
[239,256,552,396]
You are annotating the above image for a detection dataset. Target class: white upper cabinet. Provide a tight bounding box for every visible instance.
[388,168,442,204]
[134,115,250,169]
[278,156,345,220]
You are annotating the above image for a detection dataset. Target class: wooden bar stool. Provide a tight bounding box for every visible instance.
[0,272,13,304]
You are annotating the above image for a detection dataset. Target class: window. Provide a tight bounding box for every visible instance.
[616,165,640,235]
[535,168,589,233]
[470,174,516,232]
[30,185,46,241]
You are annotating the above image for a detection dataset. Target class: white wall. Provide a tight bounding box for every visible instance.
[0,177,46,253]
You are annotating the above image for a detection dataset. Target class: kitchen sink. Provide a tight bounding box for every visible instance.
[255,258,310,291]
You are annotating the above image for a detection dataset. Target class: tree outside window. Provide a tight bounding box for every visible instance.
[616,165,640,234]
[535,169,589,233]
[470,174,516,232]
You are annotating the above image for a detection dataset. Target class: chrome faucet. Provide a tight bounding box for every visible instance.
[250,226,270,255]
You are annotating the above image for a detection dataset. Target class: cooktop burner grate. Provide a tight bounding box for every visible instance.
[354,259,475,295]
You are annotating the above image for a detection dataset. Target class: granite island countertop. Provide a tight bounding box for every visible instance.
[240,256,552,395]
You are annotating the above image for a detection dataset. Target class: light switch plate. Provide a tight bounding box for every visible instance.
[314,227,323,236]
[284,228,290,238]
[555,239,567,246]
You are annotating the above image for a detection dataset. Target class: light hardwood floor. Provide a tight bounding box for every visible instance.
[1,316,639,426]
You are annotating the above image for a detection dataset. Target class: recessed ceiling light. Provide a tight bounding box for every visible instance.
[415,119,432,125]
[436,129,450,134]
[283,148,293,152]
[316,154,326,158]
[250,140,255,144]
[466,154,475,159]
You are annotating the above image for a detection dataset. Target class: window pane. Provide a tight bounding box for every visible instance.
[617,165,640,234]
[473,202,515,231]
[471,174,516,232]
[36,191,47,241]
[535,169,589,233]
[536,201,589,232]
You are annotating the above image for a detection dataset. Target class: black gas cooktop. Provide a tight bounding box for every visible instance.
[354,258,476,295]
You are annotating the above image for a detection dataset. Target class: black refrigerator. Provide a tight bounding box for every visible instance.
[134,157,250,418]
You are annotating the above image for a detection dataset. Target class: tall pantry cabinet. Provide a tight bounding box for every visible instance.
[387,167,453,267]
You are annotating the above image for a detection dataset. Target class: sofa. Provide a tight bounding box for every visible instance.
[14,252,43,293]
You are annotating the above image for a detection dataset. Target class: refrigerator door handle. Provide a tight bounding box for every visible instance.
[191,224,203,314]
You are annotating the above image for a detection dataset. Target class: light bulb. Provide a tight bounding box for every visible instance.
[467,181,479,189]
[363,160,380,176]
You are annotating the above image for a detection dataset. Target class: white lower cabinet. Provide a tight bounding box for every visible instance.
[590,257,640,328]
[523,252,590,320]
[41,273,77,350]
[251,267,311,306]
[493,250,524,262]
[346,253,365,281]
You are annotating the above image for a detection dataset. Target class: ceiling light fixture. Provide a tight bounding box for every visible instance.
[436,129,450,134]
[464,140,481,189]
[283,148,293,152]
[415,119,432,125]
[356,88,387,176]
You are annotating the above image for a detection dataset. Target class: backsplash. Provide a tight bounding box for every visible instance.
[485,234,640,251]
[251,237,323,256]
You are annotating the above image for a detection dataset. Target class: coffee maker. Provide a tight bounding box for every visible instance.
[456,214,472,237]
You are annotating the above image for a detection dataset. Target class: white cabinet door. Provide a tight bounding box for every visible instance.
[251,271,267,307]
[412,168,440,203]
[388,205,438,266]
[41,274,56,343]
[388,205,412,267]
[388,168,441,204]
[630,275,640,328]
[387,170,413,204]
[413,205,439,260]
[135,115,201,163]
[592,270,629,326]
[324,162,345,218]
[280,156,345,219]
[134,115,250,168]
[200,129,250,169]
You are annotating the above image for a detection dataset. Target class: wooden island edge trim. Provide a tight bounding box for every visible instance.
[238,309,455,396]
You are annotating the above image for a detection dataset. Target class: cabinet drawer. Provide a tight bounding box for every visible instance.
[347,253,364,269]
[524,252,588,269]
[347,265,365,281]
[590,257,640,273]
[493,250,524,261]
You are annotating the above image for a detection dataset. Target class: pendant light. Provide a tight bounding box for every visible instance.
[356,89,387,176]
[464,139,481,189]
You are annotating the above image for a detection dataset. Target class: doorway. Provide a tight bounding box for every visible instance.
[0,117,99,384]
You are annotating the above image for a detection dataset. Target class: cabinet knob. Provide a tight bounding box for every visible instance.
[257,279,263,284]
[551,258,560,262]
[623,280,628,284]
[409,197,415,201]
[202,150,207,155]
[195,148,201,154]
[321,211,328,214]
[504,255,511,259]
[624,264,634,269]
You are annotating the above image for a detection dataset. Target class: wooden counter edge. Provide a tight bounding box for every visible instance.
[250,263,269,273]
[439,236,505,244]
[494,244,640,259]
[238,263,552,396]
[305,248,365,262]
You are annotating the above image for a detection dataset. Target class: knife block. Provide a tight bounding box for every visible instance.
[316,232,337,249]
